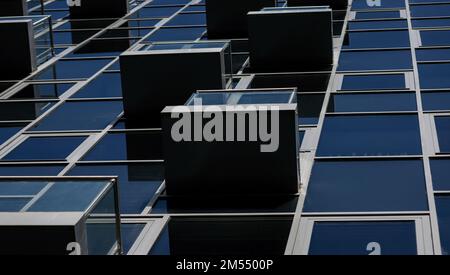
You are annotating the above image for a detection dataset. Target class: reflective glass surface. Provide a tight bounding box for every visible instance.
[317,115,422,156]
[303,159,428,212]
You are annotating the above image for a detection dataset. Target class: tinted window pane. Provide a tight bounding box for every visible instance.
[0,165,65,176]
[28,181,107,212]
[145,27,205,42]
[298,94,324,125]
[121,223,145,254]
[411,4,450,17]
[430,159,450,191]
[328,93,417,112]
[420,30,450,46]
[0,101,54,121]
[309,221,417,255]
[68,163,164,214]
[342,31,410,49]
[419,63,450,89]
[436,116,450,153]
[72,73,122,98]
[128,7,181,18]
[341,74,406,90]
[436,195,450,255]
[0,123,24,146]
[2,136,86,161]
[416,48,450,62]
[0,198,31,212]
[32,59,113,80]
[317,115,422,156]
[338,50,412,71]
[149,217,292,255]
[81,131,163,161]
[11,83,75,99]
[166,13,206,26]
[31,101,123,131]
[422,91,450,111]
[355,11,401,19]
[0,182,46,196]
[348,20,408,30]
[303,160,428,212]
[412,18,450,28]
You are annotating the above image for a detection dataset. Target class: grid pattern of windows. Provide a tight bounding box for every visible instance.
[0,0,449,255]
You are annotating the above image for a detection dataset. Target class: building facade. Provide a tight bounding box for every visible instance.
[0,0,449,255]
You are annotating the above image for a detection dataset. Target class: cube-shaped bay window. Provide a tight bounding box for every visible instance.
[0,177,121,255]
[205,0,276,39]
[161,88,300,196]
[120,41,232,126]
[248,7,333,72]
[0,15,54,80]
[69,0,129,19]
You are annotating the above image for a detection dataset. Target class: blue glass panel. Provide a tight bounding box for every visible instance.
[343,31,410,49]
[412,18,450,28]
[317,115,422,156]
[328,93,417,112]
[341,74,406,90]
[436,195,450,255]
[0,182,46,196]
[2,136,86,161]
[145,27,205,42]
[352,0,405,10]
[348,20,408,30]
[411,4,450,17]
[128,7,181,18]
[11,83,75,99]
[121,223,145,253]
[338,50,413,71]
[436,116,450,153]
[0,165,65,176]
[422,91,450,111]
[0,198,31,212]
[419,63,450,89]
[68,163,164,214]
[416,48,450,61]
[28,181,107,212]
[32,59,113,80]
[72,73,122,98]
[303,159,428,212]
[31,101,123,131]
[308,221,417,255]
[166,13,206,26]
[421,30,450,46]
[355,11,401,19]
[431,159,450,191]
[0,123,24,146]
[81,131,163,161]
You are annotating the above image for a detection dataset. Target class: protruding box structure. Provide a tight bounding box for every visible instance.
[0,19,36,80]
[0,0,27,16]
[161,89,300,196]
[120,42,230,126]
[287,0,348,10]
[0,177,122,255]
[69,0,129,19]
[248,7,333,72]
[205,0,276,39]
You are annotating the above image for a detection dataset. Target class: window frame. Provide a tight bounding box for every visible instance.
[290,215,433,255]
